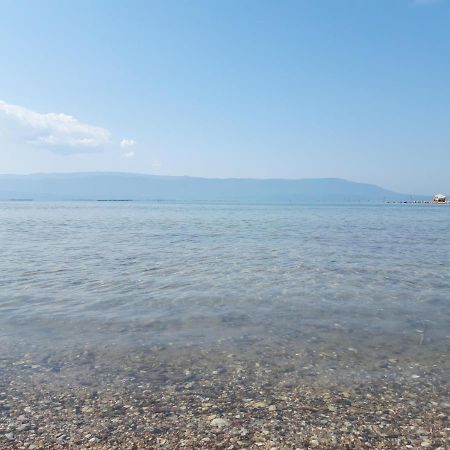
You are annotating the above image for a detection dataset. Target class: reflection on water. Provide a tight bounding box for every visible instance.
[0,202,449,447]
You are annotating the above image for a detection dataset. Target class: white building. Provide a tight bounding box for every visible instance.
[432,193,446,203]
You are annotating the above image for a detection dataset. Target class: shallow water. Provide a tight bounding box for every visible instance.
[0,202,450,376]
[1,201,449,371]
[1,201,450,448]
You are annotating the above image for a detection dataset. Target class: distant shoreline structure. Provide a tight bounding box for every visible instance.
[388,193,449,205]
[387,201,450,204]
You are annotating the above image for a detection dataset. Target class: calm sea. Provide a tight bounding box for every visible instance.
[1,201,449,385]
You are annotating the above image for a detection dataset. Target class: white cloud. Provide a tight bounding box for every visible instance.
[0,100,110,153]
[122,150,135,158]
[151,161,162,169]
[120,138,136,148]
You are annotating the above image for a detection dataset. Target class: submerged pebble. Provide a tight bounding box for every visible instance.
[210,417,230,428]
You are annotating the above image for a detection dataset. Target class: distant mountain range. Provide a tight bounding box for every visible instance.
[0,172,426,202]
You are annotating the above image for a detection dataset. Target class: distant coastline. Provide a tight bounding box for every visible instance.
[0,172,429,203]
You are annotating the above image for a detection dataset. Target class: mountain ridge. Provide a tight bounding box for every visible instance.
[0,172,427,202]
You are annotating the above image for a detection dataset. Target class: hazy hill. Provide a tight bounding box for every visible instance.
[0,172,422,202]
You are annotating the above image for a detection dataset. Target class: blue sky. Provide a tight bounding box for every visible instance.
[0,0,449,194]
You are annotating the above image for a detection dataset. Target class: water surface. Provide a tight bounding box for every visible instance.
[0,202,449,447]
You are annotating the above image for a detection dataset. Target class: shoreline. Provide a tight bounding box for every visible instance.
[387,201,450,205]
[1,341,449,449]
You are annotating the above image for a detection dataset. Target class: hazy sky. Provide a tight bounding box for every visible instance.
[1,0,449,194]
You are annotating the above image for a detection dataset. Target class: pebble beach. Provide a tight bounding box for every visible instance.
[1,328,449,449]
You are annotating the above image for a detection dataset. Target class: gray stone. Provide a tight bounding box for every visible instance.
[210,417,230,428]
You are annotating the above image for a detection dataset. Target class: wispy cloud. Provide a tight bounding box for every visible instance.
[120,138,136,148]
[122,150,136,158]
[120,139,137,158]
[0,100,110,153]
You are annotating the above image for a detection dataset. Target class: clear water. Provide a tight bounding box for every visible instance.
[0,201,449,385]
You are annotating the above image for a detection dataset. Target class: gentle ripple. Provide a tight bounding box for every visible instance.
[0,201,449,376]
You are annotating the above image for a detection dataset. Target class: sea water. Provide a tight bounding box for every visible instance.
[0,201,449,384]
